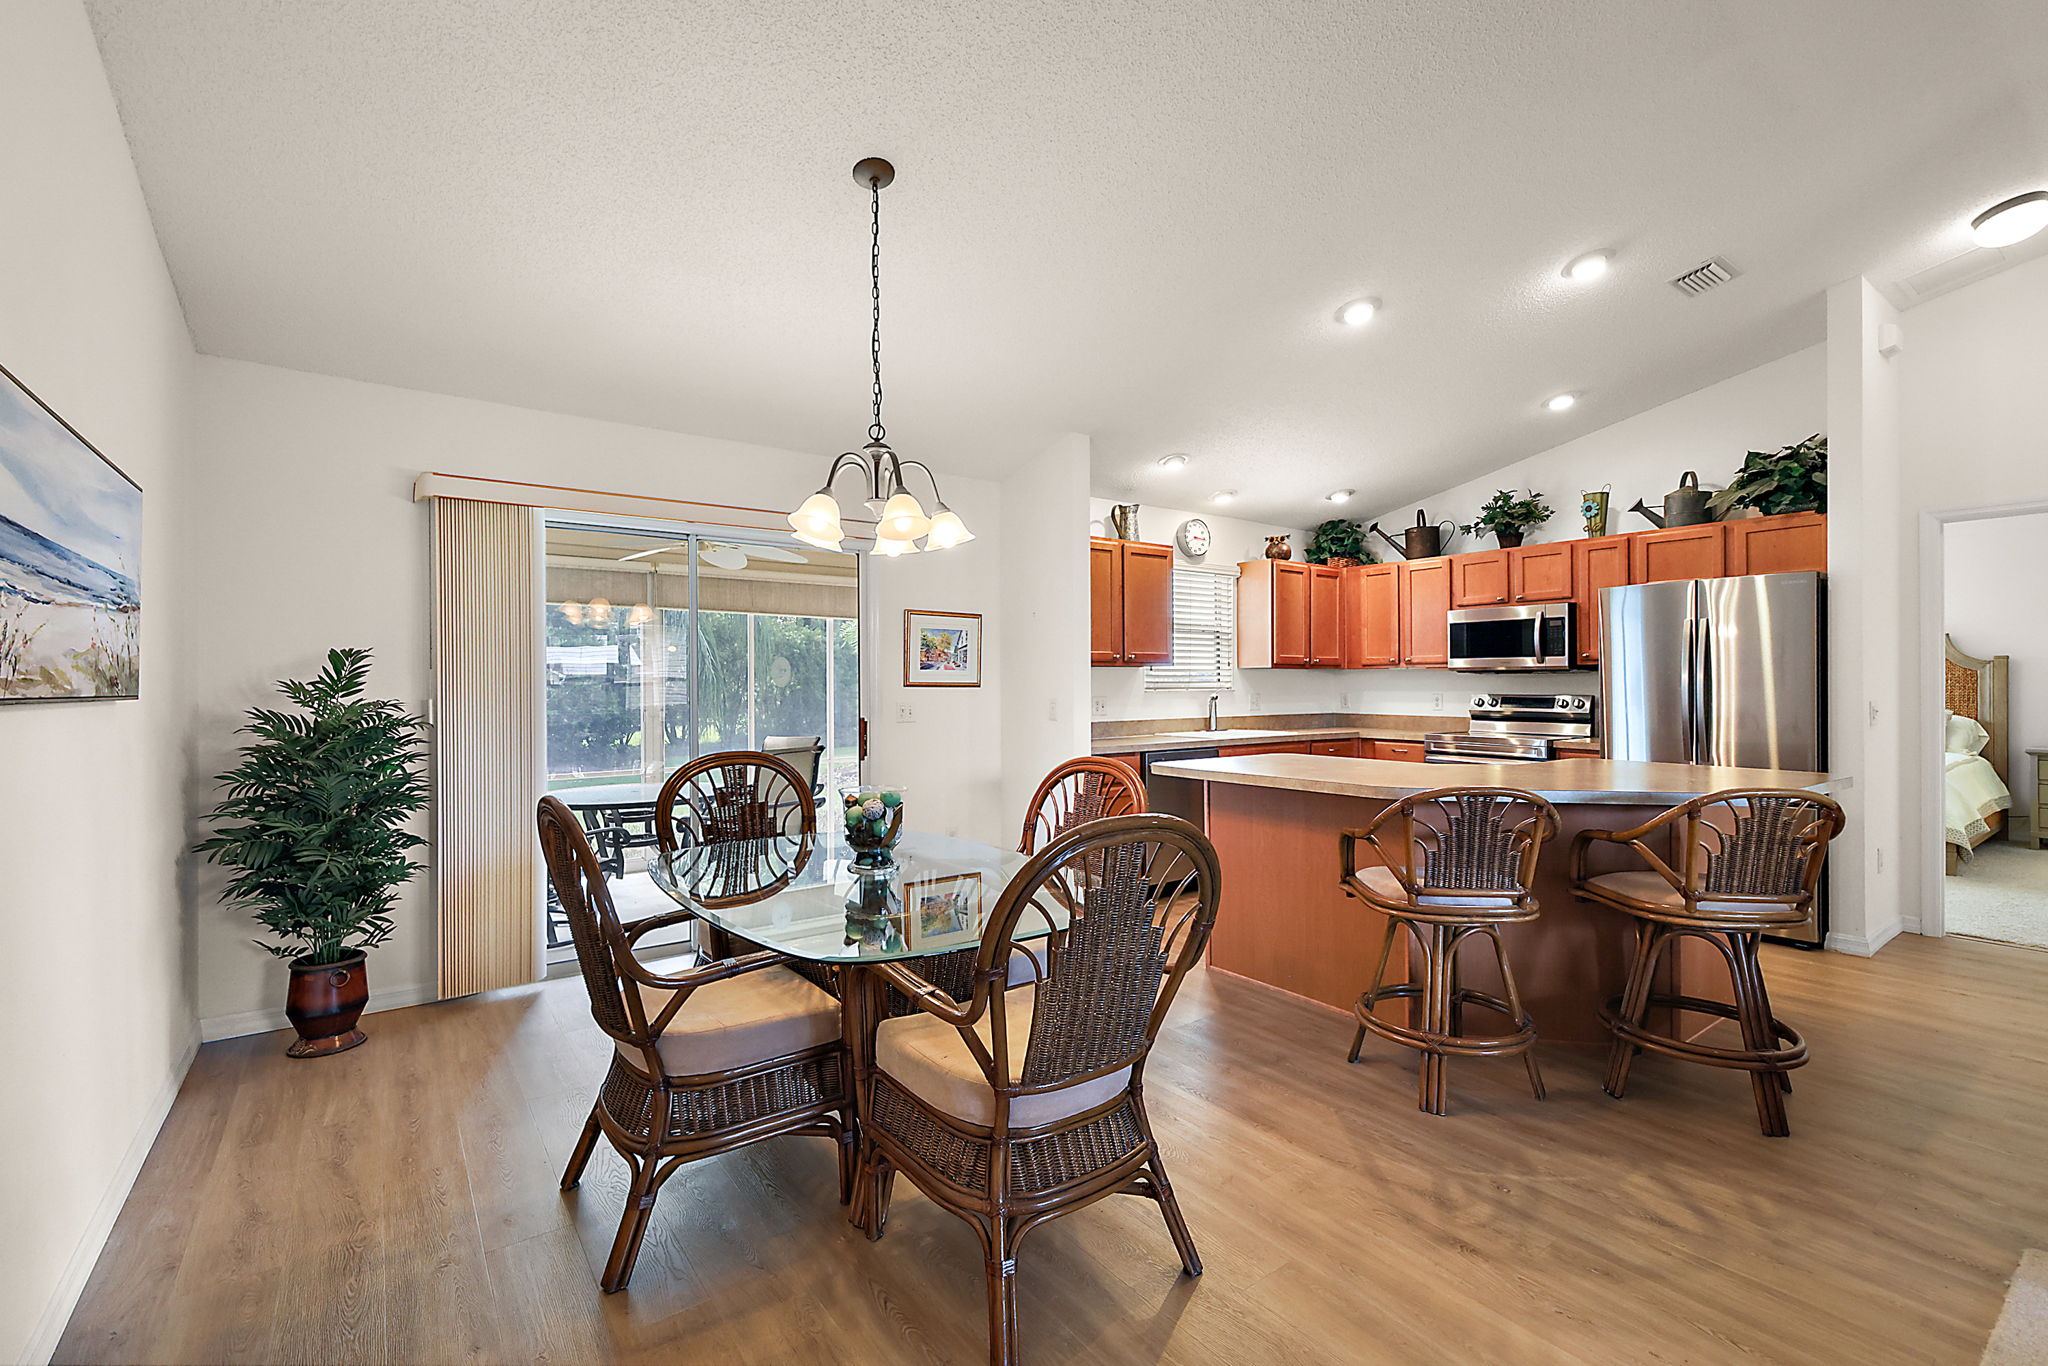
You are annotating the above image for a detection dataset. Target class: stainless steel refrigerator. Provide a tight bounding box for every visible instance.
[1601,571,1826,942]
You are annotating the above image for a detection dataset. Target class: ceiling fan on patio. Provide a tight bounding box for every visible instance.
[615,540,810,570]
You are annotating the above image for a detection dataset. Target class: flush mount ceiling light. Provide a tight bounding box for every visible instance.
[1326,489,1355,503]
[1336,298,1379,327]
[1545,392,1579,413]
[1563,251,1611,283]
[784,157,973,556]
[1157,453,1189,471]
[1970,191,2048,248]
[1211,490,1237,505]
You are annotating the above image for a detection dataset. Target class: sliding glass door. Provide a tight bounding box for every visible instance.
[540,519,861,954]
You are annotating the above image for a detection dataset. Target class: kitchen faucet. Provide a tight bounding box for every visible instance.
[1206,694,1221,731]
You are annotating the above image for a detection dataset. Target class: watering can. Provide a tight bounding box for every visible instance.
[1367,510,1458,561]
[1629,472,1713,529]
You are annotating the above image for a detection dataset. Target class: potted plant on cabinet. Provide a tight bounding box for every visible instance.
[1306,518,1373,566]
[195,647,428,1057]
[1459,489,1553,548]
[1707,434,1827,518]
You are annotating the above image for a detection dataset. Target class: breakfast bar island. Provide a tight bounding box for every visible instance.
[1152,753,1837,1044]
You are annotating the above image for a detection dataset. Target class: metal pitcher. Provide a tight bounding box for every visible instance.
[1367,510,1458,560]
[1629,471,1712,529]
[1107,503,1140,540]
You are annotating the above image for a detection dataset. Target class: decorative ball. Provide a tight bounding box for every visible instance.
[862,798,885,820]
[880,790,902,808]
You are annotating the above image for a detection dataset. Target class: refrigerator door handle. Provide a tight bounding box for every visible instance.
[1694,616,1715,766]
[1685,613,1708,766]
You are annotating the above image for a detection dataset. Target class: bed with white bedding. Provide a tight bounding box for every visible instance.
[1944,635,2012,873]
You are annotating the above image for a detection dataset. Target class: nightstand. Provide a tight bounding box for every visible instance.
[2026,749,2048,849]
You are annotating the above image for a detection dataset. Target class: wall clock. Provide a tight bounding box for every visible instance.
[1175,517,1212,558]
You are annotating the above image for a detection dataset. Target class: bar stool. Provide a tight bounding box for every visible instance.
[1340,787,1561,1116]
[1571,789,1845,1137]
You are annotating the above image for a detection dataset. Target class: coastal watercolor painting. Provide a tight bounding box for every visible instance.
[0,364,141,702]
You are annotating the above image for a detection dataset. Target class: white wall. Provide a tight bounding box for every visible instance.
[0,4,197,1361]
[1944,512,2048,785]
[1001,437,1092,819]
[185,356,1014,1035]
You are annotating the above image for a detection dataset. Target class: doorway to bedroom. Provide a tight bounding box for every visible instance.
[1940,511,2048,950]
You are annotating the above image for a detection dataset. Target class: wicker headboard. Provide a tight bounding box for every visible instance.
[1944,634,2010,788]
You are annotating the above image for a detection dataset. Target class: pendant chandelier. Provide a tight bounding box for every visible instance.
[786,157,973,557]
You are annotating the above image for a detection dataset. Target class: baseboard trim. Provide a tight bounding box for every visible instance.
[1826,918,1905,957]
[199,981,440,1043]
[22,1025,200,1366]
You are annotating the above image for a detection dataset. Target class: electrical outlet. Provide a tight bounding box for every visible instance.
[1338,690,1352,710]
[1250,691,1263,711]
[1091,697,1107,717]
[896,704,915,724]
[1431,692,1445,712]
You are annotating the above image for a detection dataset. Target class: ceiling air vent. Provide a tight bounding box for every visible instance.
[1670,257,1738,297]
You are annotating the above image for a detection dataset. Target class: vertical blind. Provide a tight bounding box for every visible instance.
[433,497,543,998]
[1145,565,1238,691]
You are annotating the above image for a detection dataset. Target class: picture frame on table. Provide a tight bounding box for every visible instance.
[1,361,143,703]
[905,871,985,951]
[903,608,982,687]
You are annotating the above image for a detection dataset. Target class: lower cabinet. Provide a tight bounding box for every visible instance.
[1372,740,1426,762]
[1310,739,1365,757]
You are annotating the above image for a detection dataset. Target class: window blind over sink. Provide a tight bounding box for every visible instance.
[1146,565,1237,692]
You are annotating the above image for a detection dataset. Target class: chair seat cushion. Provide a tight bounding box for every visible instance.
[1580,870,1796,917]
[624,965,841,1078]
[876,991,1130,1130]
[1355,865,1523,909]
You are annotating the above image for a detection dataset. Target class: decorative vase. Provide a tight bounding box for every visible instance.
[1108,503,1140,540]
[284,951,369,1058]
[1495,530,1525,548]
[1264,536,1293,560]
[1581,488,1610,536]
[842,786,905,869]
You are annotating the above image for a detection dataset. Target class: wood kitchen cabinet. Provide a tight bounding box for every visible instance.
[1341,563,1403,668]
[1399,559,1453,666]
[1570,533,1632,666]
[1725,511,1827,576]
[1310,739,1365,757]
[1450,550,1511,607]
[1090,537,1174,666]
[1237,559,1312,667]
[1373,740,1427,762]
[1508,542,1575,603]
[1630,522,1727,583]
[1307,565,1343,667]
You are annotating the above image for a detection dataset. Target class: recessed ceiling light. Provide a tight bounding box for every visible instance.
[1545,392,1579,413]
[1971,191,2048,248]
[1326,489,1354,503]
[1211,490,1237,505]
[1563,251,1611,283]
[1156,453,1188,471]
[1336,298,1379,327]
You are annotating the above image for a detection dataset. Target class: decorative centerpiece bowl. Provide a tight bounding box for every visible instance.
[841,786,905,868]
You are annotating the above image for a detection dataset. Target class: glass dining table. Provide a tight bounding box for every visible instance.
[646,825,1058,1232]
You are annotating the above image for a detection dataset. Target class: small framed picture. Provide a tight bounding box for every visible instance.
[906,871,984,951]
[903,609,982,687]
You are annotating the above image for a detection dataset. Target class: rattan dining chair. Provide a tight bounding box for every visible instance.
[1340,787,1561,1116]
[537,796,852,1293]
[859,813,1220,1366]
[1017,756,1146,853]
[1572,789,1845,1137]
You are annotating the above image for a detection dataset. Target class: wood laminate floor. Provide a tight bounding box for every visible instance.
[58,934,2048,1365]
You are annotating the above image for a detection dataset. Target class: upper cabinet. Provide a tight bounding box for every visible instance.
[1508,542,1574,603]
[1569,534,1632,666]
[1450,550,1510,607]
[1726,511,1826,576]
[1630,522,1727,583]
[1342,563,1403,668]
[1307,565,1343,667]
[1238,559,1311,667]
[1090,537,1174,667]
[1399,559,1453,667]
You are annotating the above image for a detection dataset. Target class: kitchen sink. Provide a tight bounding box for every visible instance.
[1143,729,1304,741]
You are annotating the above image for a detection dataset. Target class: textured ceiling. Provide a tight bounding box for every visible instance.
[88,1,2048,527]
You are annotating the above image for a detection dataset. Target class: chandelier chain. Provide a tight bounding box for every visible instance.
[868,175,886,445]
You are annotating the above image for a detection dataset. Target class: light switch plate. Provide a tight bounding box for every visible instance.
[896,705,915,723]
[1091,697,1107,717]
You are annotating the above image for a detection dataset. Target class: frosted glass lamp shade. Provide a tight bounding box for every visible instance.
[925,507,975,548]
[788,490,844,538]
[791,527,844,551]
[871,533,920,557]
[877,490,932,540]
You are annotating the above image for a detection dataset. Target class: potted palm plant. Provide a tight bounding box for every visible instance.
[195,648,428,1057]
[1460,489,1554,548]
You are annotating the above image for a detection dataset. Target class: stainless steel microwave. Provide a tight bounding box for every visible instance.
[1446,602,1576,671]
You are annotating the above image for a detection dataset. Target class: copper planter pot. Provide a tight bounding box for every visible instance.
[284,951,369,1058]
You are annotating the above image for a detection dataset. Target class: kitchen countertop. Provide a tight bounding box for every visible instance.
[1095,725,1443,756]
[1149,754,1836,805]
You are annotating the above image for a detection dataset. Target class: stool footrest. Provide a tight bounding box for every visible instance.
[1599,992,1808,1072]
[1356,983,1537,1057]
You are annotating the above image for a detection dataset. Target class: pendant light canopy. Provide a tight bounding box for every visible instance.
[785,157,974,556]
